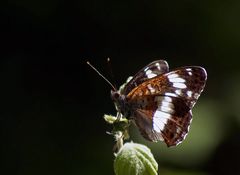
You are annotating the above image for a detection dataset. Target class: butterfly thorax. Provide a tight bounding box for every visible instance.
[111,90,131,118]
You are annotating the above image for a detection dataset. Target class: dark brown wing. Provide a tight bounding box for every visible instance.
[123,60,169,95]
[127,67,207,108]
[131,95,192,146]
[127,67,207,146]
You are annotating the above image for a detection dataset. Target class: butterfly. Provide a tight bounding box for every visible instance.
[88,60,207,147]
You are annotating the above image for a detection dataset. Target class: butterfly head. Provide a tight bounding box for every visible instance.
[111,90,129,117]
[111,90,120,100]
[86,61,130,117]
[111,90,123,111]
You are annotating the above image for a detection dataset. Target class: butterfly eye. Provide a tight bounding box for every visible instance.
[111,90,120,100]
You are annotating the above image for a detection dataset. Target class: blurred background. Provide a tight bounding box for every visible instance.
[1,0,240,175]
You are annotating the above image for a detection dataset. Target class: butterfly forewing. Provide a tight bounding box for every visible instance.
[127,67,206,107]
[163,67,207,108]
[126,66,207,146]
[123,60,169,95]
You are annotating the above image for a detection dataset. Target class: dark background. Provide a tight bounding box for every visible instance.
[1,1,240,175]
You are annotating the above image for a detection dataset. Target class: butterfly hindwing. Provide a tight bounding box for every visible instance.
[159,111,192,146]
[132,95,192,146]
[123,60,169,94]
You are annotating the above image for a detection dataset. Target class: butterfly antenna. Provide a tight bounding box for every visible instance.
[86,61,117,91]
[107,57,117,88]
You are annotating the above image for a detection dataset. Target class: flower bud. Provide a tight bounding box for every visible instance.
[114,142,158,175]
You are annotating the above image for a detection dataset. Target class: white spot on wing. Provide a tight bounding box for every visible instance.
[168,73,179,79]
[176,127,182,134]
[160,96,174,114]
[163,96,172,102]
[169,77,186,83]
[164,92,178,97]
[194,93,200,99]
[146,70,152,74]
[173,83,187,89]
[155,63,160,70]
[153,111,171,132]
[155,96,171,103]
[147,84,155,93]
[186,68,193,76]
[160,106,174,114]
[155,96,173,104]
[161,101,173,108]
[146,70,157,78]
[187,91,193,97]
[175,89,182,96]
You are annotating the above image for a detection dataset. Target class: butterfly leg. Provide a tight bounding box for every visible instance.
[115,112,122,122]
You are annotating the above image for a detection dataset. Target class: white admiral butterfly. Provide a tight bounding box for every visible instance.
[88,60,207,147]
